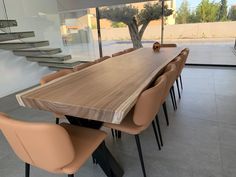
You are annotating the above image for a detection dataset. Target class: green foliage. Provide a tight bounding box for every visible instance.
[100,3,173,48]
[176,0,191,24]
[196,0,220,22]
[100,6,138,25]
[218,0,228,21]
[111,22,127,28]
[228,6,236,21]
[188,11,199,23]
[138,3,173,25]
[176,0,230,23]
[100,3,173,26]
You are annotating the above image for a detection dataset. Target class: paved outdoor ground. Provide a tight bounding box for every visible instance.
[1,66,236,177]
[64,40,236,66]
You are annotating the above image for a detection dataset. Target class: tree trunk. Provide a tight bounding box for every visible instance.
[128,22,143,49]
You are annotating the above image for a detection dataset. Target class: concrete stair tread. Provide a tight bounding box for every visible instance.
[0,41,49,49]
[0,31,35,42]
[27,54,72,62]
[39,57,88,69]
[13,48,62,56]
[0,20,17,28]
[13,48,61,52]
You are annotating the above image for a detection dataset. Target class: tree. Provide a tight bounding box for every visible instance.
[100,3,173,48]
[218,0,228,21]
[228,6,236,21]
[176,0,191,24]
[187,11,199,23]
[196,0,220,22]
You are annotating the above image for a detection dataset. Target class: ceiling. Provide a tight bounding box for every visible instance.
[57,0,157,12]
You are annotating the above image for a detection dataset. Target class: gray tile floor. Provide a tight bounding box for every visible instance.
[1,66,236,177]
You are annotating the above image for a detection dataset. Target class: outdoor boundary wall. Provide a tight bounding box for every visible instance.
[92,21,236,40]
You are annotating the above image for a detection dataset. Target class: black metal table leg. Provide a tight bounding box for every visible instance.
[66,116,124,177]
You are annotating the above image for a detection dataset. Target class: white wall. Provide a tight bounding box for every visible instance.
[0,0,62,98]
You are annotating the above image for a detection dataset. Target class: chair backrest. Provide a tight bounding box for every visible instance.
[170,56,183,77]
[180,48,190,64]
[40,69,73,85]
[160,44,177,48]
[177,48,189,74]
[161,63,178,100]
[123,48,136,53]
[72,62,95,72]
[95,56,111,63]
[0,113,75,173]
[112,51,125,57]
[133,75,167,126]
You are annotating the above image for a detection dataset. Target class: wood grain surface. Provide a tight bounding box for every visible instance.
[16,48,182,124]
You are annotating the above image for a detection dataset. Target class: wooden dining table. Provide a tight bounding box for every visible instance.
[16,47,182,177]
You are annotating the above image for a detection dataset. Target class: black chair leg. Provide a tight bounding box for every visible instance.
[135,135,147,177]
[180,75,183,90]
[92,156,97,164]
[115,130,118,138]
[111,129,115,138]
[25,163,30,177]
[152,121,161,150]
[56,118,59,124]
[155,115,163,146]
[68,174,74,177]
[170,90,176,111]
[162,102,169,126]
[171,86,178,110]
[117,131,122,139]
[176,79,181,100]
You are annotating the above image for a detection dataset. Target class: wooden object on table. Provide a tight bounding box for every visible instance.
[153,42,161,52]
[16,48,182,124]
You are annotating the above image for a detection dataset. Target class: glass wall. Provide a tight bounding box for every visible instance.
[2,0,100,62]
[59,8,99,61]
[0,0,10,32]
[98,1,175,56]
[4,0,63,48]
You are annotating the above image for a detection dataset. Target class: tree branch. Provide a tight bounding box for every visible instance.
[139,22,149,40]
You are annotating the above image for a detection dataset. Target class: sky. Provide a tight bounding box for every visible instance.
[176,0,236,10]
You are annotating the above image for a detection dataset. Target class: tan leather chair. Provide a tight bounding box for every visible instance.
[171,49,190,99]
[0,113,107,177]
[103,75,167,177]
[123,48,136,53]
[177,48,190,90]
[72,62,96,72]
[112,51,126,57]
[160,44,177,48]
[95,56,111,63]
[40,69,73,85]
[158,63,178,128]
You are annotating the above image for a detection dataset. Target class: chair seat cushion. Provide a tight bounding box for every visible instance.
[60,123,106,174]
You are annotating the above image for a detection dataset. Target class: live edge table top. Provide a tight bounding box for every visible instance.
[16,48,182,124]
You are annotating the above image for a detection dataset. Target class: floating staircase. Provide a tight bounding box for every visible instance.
[0,31,35,42]
[0,20,17,28]
[26,54,72,63]
[13,48,62,56]
[0,41,49,50]
[0,19,85,70]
